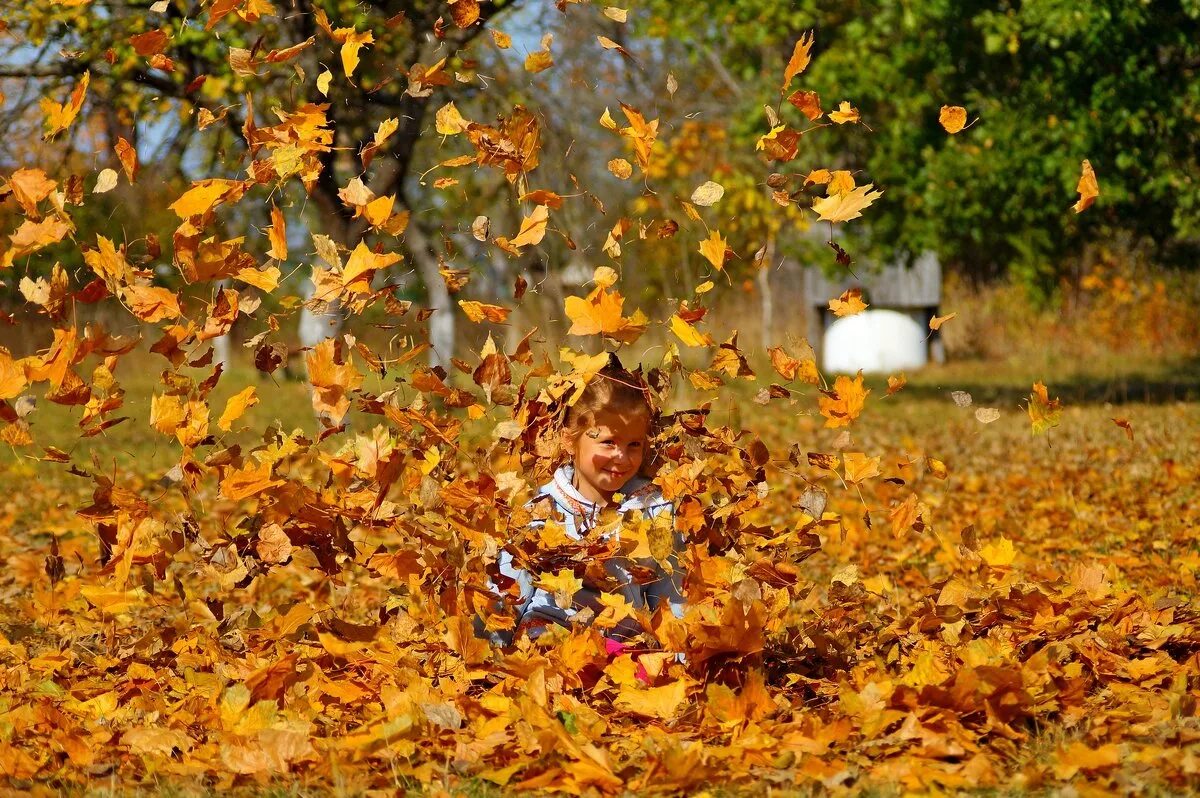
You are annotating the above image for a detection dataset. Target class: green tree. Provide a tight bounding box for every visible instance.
[636,0,1200,291]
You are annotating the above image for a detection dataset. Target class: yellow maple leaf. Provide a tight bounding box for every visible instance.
[843,452,881,484]
[812,184,883,223]
[828,101,860,124]
[829,288,868,317]
[980,536,1016,568]
[670,314,713,347]
[41,71,90,140]
[508,205,549,249]
[536,569,582,610]
[698,229,728,270]
[458,300,510,323]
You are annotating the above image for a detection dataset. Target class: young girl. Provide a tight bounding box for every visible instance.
[488,363,686,647]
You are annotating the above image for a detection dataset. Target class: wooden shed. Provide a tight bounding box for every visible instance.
[803,251,945,370]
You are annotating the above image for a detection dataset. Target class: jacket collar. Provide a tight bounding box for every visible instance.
[547,464,664,514]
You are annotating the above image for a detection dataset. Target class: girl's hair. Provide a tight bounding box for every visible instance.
[559,360,659,476]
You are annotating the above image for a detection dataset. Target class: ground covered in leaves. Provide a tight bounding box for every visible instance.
[1,355,1197,797]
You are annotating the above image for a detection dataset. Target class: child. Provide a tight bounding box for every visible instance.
[488,363,686,647]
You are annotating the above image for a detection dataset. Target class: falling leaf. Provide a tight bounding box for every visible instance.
[698,229,728,270]
[819,372,870,428]
[490,29,512,48]
[828,101,860,125]
[607,158,633,179]
[812,184,883,223]
[1112,417,1134,441]
[690,181,724,207]
[939,105,968,134]
[218,386,258,431]
[829,288,868,317]
[507,205,549,249]
[93,169,118,194]
[975,407,1001,424]
[1073,159,1099,213]
[338,28,374,79]
[843,452,881,484]
[1028,381,1062,434]
[670,314,713,348]
[525,50,553,73]
[781,31,814,91]
[887,373,907,395]
[41,71,90,139]
[603,6,628,22]
[929,312,957,330]
[458,301,510,323]
[435,102,470,135]
[316,68,332,96]
[787,89,822,121]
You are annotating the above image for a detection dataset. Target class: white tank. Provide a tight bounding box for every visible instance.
[823,308,927,374]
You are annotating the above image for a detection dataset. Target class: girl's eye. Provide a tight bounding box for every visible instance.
[629,441,642,448]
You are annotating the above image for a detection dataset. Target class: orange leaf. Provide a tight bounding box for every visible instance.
[819,372,870,428]
[266,204,287,260]
[458,300,510,323]
[928,311,956,330]
[843,452,881,484]
[218,386,259,431]
[939,105,968,134]
[829,288,868,317]
[781,31,814,91]
[564,286,648,344]
[1073,159,1099,213]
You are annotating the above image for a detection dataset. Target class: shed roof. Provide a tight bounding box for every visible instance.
[804,251,941,307]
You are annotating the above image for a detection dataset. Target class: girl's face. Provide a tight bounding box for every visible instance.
[567,408,649,504]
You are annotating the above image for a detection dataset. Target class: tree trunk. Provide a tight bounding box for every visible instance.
[757,236,776,348]
[404,221,454,368]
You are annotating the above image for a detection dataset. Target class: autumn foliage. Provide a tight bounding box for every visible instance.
[0,1,1198,794]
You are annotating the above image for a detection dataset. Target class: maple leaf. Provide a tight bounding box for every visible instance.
[829,288,868,317]
[698,229,728,270]
[536,569,582,610]
[670,314,713,348]
[1027,381,1062,434]
[306,339,363,425]
[41,71,90,139]
[507,204,549,249]
[828,101,860,125]
[843,452,881,484]
[781,31,814,91]
[819,372,870,428]
[787,89,823,121]
[812,184,883,223]
[1073,159,1099,213]
[564,285,648,344]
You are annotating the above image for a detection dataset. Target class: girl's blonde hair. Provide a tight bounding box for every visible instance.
[558,363,660,477]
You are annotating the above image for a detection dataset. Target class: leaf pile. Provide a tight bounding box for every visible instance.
[0,3,1196,794]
